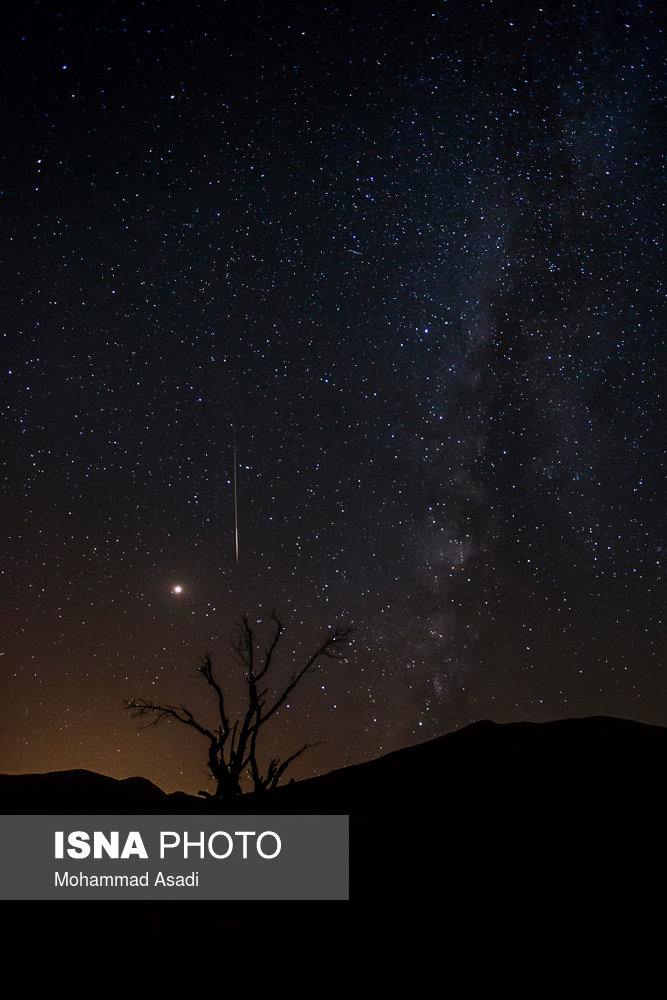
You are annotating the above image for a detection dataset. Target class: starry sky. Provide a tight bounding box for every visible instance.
[2,0,664,794]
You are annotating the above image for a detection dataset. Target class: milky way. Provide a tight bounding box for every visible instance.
[2,0,663,792]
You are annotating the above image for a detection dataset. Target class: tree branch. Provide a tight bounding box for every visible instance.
[124,615,354,800]
[123,698,218,743]
[197,652,231,742]
[261,624,355,725]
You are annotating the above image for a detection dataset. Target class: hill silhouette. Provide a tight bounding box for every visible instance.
[3,715,667,953]
[4,715,667,823]
[0,768,207,814]
[263,715,667,819]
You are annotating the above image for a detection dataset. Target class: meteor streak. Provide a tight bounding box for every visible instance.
[233,433,239,564]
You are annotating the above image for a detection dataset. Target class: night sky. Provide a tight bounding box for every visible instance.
[2,0,663,794]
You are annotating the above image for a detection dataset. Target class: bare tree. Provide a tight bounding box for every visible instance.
[124,613,354,800]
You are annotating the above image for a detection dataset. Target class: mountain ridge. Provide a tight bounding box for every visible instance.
[3,714,667,817]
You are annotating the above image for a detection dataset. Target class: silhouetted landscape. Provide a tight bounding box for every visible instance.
[4,716,667,952]
[6,715,667,821]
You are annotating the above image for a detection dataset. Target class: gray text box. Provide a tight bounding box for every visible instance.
[0,815,349,900]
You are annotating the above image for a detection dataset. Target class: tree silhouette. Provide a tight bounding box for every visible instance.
[124,613,354,800]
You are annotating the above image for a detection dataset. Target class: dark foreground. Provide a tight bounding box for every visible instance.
[3,716,667,963]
